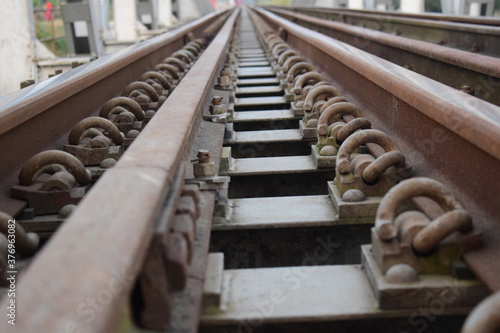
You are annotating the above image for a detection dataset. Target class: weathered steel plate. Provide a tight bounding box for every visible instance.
[231,109,296,122]
[237,66,276,78]
[214,195,339,229]
[236,85,283,95]
[222,155,325,175]
[227,129,303,144]
[238,61,270,67]
[235,96,287,107]
[237,77,280,86]
[201,265,471,325]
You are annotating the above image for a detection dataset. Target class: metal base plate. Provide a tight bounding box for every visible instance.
[328,181,381,218]
[361,244,488,310]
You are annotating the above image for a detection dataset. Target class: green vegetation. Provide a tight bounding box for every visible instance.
[34,0,67,56]
[256,0,291,5]
[425,0,442,12]
[36,19,67,56]
[33,0,60,7]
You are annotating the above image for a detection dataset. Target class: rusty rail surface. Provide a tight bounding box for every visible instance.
[273,6,500,56]
[0,10,227,218]
[0,4,499,332]
[265,6,500,107]
[0,8,236,332]
[297,6,500,26]
[253,6,500,292]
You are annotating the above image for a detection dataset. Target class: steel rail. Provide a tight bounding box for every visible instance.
[253,6,500,291]
[0,8,238,333]
[0,10,229,218]
[275,6,500,56]
[266,6,500,106]
[299,6,500,26]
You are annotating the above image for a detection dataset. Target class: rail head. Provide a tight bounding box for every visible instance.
[282,6,500,29]
[0,8,240,332]
[292,6,500,27]
[268,7,500,79]
[0,9,224,137]
[253,5,500,292]
[255,6,500,162]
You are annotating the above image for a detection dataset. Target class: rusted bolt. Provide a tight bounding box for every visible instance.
[277,50,299,67]
[68,117,124,146]
[100,97,145,121]
[191,150,215,177]
[336,117,372,143]
[191,150,210,163]
[375,177,470,242]
[362,150,406,185]
[140,71,171,91]
[40,171,78,191]
[320,145,337,156]
[342,189,365,202]
[461,85,475,96]
[122,81,159,102]
[100,158,117,169]
[303,85,343,111]
[19,150,91,186]
[385,264,418,283]
[318,102,364,136]
[293,71,325,95]
[412,209,472,254]
[394,211,430,245]
[126,129,140,138]
[162,57,186,73]
[336,129,400,175]
[20,79,35,89]
[282,55,305,73]
[212,96,223,105]
[197,150,210,163]
[155,63,181,80]
[318,96,348,115]
[59,204,77,218]
[286,62,315,83]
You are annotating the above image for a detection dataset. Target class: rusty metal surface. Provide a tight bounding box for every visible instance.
[308,7,500,26]
[0,8,239,332]
[0,4,499,332]
[279,6,500,56]
[0,10,228,218]
[267,7,500,106]
[253,7,500,291]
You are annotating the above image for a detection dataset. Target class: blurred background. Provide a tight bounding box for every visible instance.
[1,0,499,97]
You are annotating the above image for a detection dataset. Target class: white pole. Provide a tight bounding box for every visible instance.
[401,0,425,13]
[114,0,138,42]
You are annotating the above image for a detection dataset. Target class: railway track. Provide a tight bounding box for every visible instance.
[0,5,499,333]
[276,6,500,55]
[266,6,500,107]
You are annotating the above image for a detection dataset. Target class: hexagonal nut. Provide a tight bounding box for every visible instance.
[193,162,216,178]
[210,105,224,115]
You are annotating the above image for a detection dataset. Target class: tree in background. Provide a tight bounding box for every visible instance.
[425,0,441,12]
[33,0,60,8]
